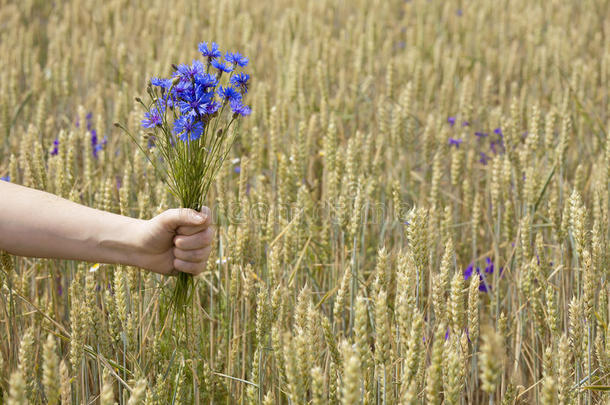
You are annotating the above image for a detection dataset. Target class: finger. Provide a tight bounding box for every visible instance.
[174,226,214,250]
[173,258,206,276]
[173,245,212,263]
[157,208,208,231]
[166,268,180,277]
[176,223,209,236]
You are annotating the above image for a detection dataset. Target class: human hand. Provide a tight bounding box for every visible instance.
[133,207,214,276]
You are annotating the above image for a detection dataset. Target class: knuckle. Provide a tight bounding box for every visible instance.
[178,208,191,221]
[201,246,212,261]
[174,235,185,249]
[187,249,204,261]
[192,263,205,276]
[202,227,215,245]
[186,262,200,275]
[192,249,206,261]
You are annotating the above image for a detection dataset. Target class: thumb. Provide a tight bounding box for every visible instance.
[158,208,207,231]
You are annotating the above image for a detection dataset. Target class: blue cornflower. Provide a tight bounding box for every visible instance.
[141,106,164,128]
[174,115,204,141]
[462,121,469,127]
[494,127,503,137]
[1,175,9,182]
[179,90,214,116]
[194,83,216,101]
[448,116,456,126]
[176,60,205,81]
[211,58,234,73]
[199,42,221,59]
[202,101,221,115]
[225,51,248,67]
[230,100,251,116]
[230,72,250,93]
[157,92,177,110]
[474,131,488,138]
[479,152,489,165]
[174,79,194,98]
[448,137,462,148]
[151,77,173,88]
[195,73,218,89]
[218,86,242,103]
[50,138,59,155]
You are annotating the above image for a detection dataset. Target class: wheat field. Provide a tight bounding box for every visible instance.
[0,0,609,403]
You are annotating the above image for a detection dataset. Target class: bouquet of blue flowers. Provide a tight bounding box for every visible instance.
[117,42,250,311]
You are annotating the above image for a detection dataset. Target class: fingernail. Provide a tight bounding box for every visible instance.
[194,212,205,223]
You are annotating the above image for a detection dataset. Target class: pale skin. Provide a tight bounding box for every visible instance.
[0,181,214,276]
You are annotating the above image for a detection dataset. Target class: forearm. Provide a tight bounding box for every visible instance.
[0,181,145,266]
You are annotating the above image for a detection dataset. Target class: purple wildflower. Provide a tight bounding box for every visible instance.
[50,138,59,155]
[448,116,456,126]
[474,131,488,138]
[490,141,497,154]
[464,264,477,280]
[448,137,463,148]
[0,175,9,182]
[91,130,107,159]
[86,113,93,131]
[464,257,503,292]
